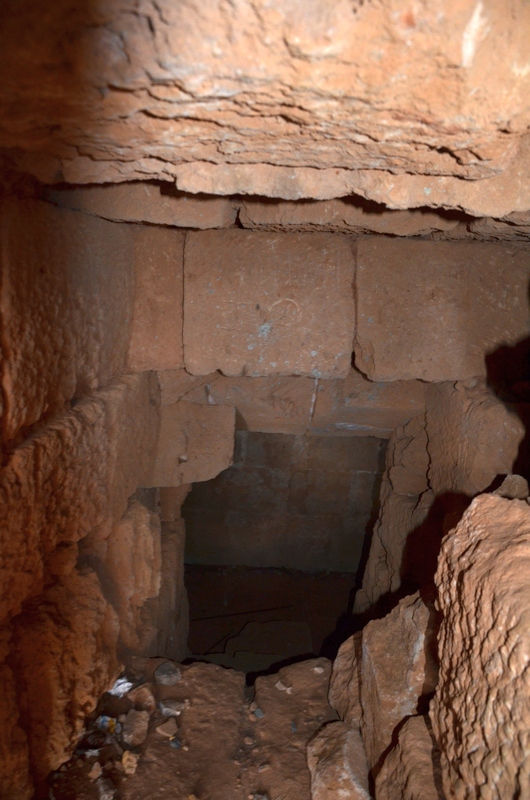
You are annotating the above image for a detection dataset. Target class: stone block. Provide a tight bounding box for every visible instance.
[126,226,185,372]
[375,716,443,800]
[328,632,362,725]
[355,238,530,382]
[431,494,530,800]
[307,722,370,800]
[183,231,355,378]
[309,369,425,438]
[105,500,162,653]
[47,183,237,228]
[239,198,459,236]
[0,199,135,442]
[360,592,439,771]
[146,401,235,487]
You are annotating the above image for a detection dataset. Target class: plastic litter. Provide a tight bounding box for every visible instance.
[253,707,265,719]
[108,677,133,697]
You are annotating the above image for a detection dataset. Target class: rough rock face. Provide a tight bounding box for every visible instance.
[355,379,525,612]
[375,715,443,800]
[0,374,158,625]
[360,592,438,772]
[354,415,432,613]
[1,0,530,217]
[431,494,530,800]
[355,237,530,382]
[0,198,135,441]
[425,380,525,496]
[307,722,370,800]
[0,630,32,800]
[183,231,356,378]
[10,570,120,791]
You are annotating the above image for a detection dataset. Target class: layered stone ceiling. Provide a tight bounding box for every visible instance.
[1,0,530,218]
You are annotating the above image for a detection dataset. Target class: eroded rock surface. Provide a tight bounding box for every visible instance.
[431,494,530,800]
[2,0,530,217]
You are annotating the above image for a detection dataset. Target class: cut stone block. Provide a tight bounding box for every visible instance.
[309,369,425,437]
[146,402,235,488]
[184,231,355,378]
[355,238,530,382]
[47,183,237,229]
[127,227,185,372]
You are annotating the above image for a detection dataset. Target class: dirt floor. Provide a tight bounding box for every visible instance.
[185,565,358,672]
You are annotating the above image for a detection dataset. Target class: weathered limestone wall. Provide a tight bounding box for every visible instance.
[183,431,385,573]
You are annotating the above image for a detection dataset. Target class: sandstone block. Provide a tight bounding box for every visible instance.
[105,501,162,653]
[47,183,237,228]
[11,570,120,790]
[360,592,439,771]
[155,520,189,661]
[0,199,135,442]
[122,709,150,747]
[355,238,530,382]
[307,722,370,800]
[183,231,355,378]
[328,632,362,725]
[146,401,235,487]
[375,716,443,800]
[126,226,185,372]
[0,374,158,624]
[431,494,530,800]
[309,369,425,438]
[239,198,459,236]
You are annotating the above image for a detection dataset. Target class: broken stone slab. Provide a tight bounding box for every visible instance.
[46,183,237,229]
[309,369,425,438]
[375,715,443,800]
[239,198,459,237]
[126,684,156,715]
[144,401,235,488]
[307,721,370,800]
[360,591,439,772]
[183,231,355,379]
[181,373,317,435]
[431,494,530,800]
[126,226,185,373]
[328,632,362,725]
[355,238,530,382]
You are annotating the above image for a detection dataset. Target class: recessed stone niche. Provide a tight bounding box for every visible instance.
[183,431,386,573]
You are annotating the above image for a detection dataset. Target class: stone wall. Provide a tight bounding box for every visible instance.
[183,431,386,573]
